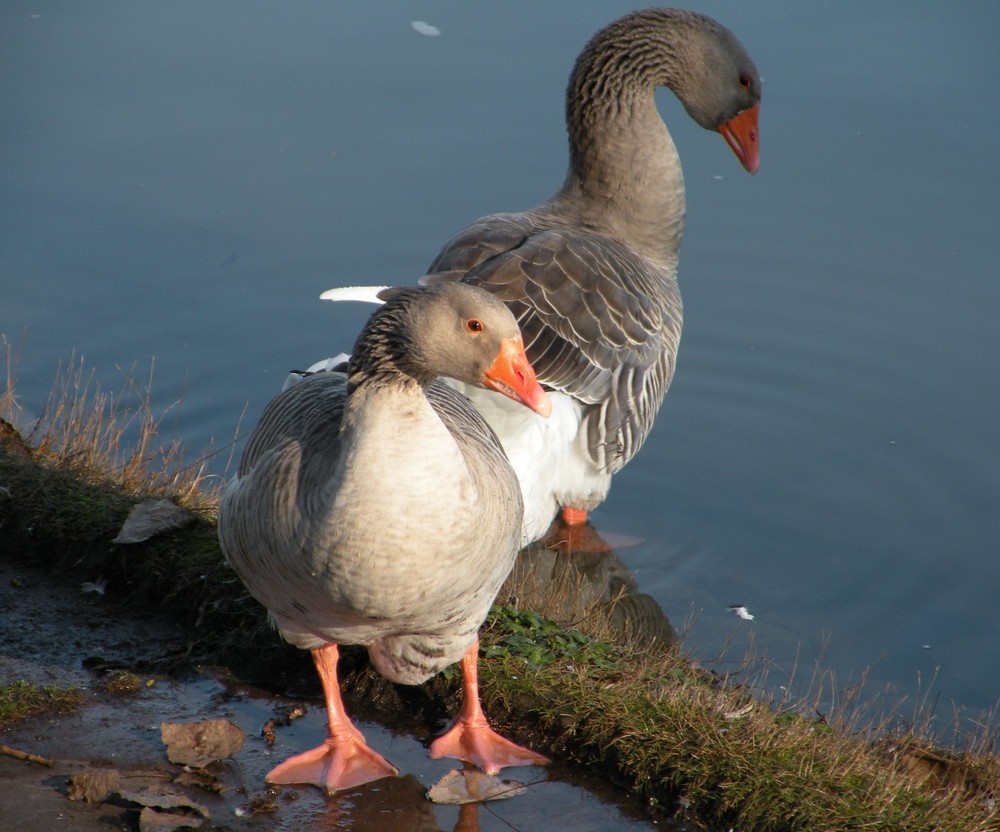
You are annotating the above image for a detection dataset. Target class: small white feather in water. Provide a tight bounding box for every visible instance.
[411,21,441,37]
[319,285,388,305]
[81,578,107,596]
[729,604,755,621]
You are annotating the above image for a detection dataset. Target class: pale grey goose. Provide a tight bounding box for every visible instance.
[218,283,551,793]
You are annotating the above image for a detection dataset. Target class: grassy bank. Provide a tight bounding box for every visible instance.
[2,364,999,831]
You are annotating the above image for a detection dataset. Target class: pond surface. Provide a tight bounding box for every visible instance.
[2,0,998,768]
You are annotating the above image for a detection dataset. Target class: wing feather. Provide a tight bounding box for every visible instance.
[427,213,681,472]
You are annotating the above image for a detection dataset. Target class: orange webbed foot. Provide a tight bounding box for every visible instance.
[270,643,398,794]
[267,735,398,794]
[429,718,549,775]
[429,640,549,775]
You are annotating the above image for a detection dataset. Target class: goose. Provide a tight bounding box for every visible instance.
[417,8,761,545]
[218,283,551,794]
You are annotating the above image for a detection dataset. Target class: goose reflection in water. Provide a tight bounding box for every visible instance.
[293,774,537,832]
[504,524,676,653]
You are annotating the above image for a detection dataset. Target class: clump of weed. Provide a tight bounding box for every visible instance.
[96,671,143,697]
[0,681,85,730]
[483,605,621,670]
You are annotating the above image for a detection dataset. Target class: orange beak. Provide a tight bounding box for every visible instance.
[484,337,551,417]
[718,101,760,174]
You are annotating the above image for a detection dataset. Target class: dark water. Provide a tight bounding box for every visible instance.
[3,0,998,775]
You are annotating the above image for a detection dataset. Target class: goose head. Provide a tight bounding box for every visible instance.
[662,11,761,173]
[355,283,552,417]
[567,8,761,174]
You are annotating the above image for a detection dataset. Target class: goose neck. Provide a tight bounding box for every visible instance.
[545,20,689,268]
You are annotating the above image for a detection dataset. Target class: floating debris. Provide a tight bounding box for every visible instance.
[410,20,441,37]
[119,787,211,832]
[427,768,527,804]
[1,743,54,767]
[68,766,226,827]
[68,767,121,803]
[274,702,308,724]
[160,719,245,768]
[121,783,211,820]
[173,769,225,795]
[81,577,107,595]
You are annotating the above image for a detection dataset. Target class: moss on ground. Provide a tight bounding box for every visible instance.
[2,429,999,831]
[0,681,85,731]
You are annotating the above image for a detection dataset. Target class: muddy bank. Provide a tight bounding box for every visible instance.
[0,558,674,831]
[3,436,999,832]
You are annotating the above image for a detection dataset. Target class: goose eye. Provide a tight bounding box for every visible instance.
[465,318,484,333]
[739,73,751,89]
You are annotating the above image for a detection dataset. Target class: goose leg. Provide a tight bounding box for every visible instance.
[266,643,398,793]
[429,640,550,774]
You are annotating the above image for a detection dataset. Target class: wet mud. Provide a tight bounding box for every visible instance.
[0,557,686,831]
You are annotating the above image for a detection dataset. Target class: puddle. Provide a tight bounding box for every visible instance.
[0,558,689,831]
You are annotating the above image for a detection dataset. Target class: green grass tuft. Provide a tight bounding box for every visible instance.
[0,681,85,730]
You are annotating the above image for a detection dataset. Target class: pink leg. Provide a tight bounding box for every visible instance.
[429,640,550,775]
[266,643,398,793]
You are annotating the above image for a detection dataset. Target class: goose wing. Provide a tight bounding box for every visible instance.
[426,217,680,473]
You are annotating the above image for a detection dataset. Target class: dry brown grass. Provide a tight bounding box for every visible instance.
[1,336,219,506]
